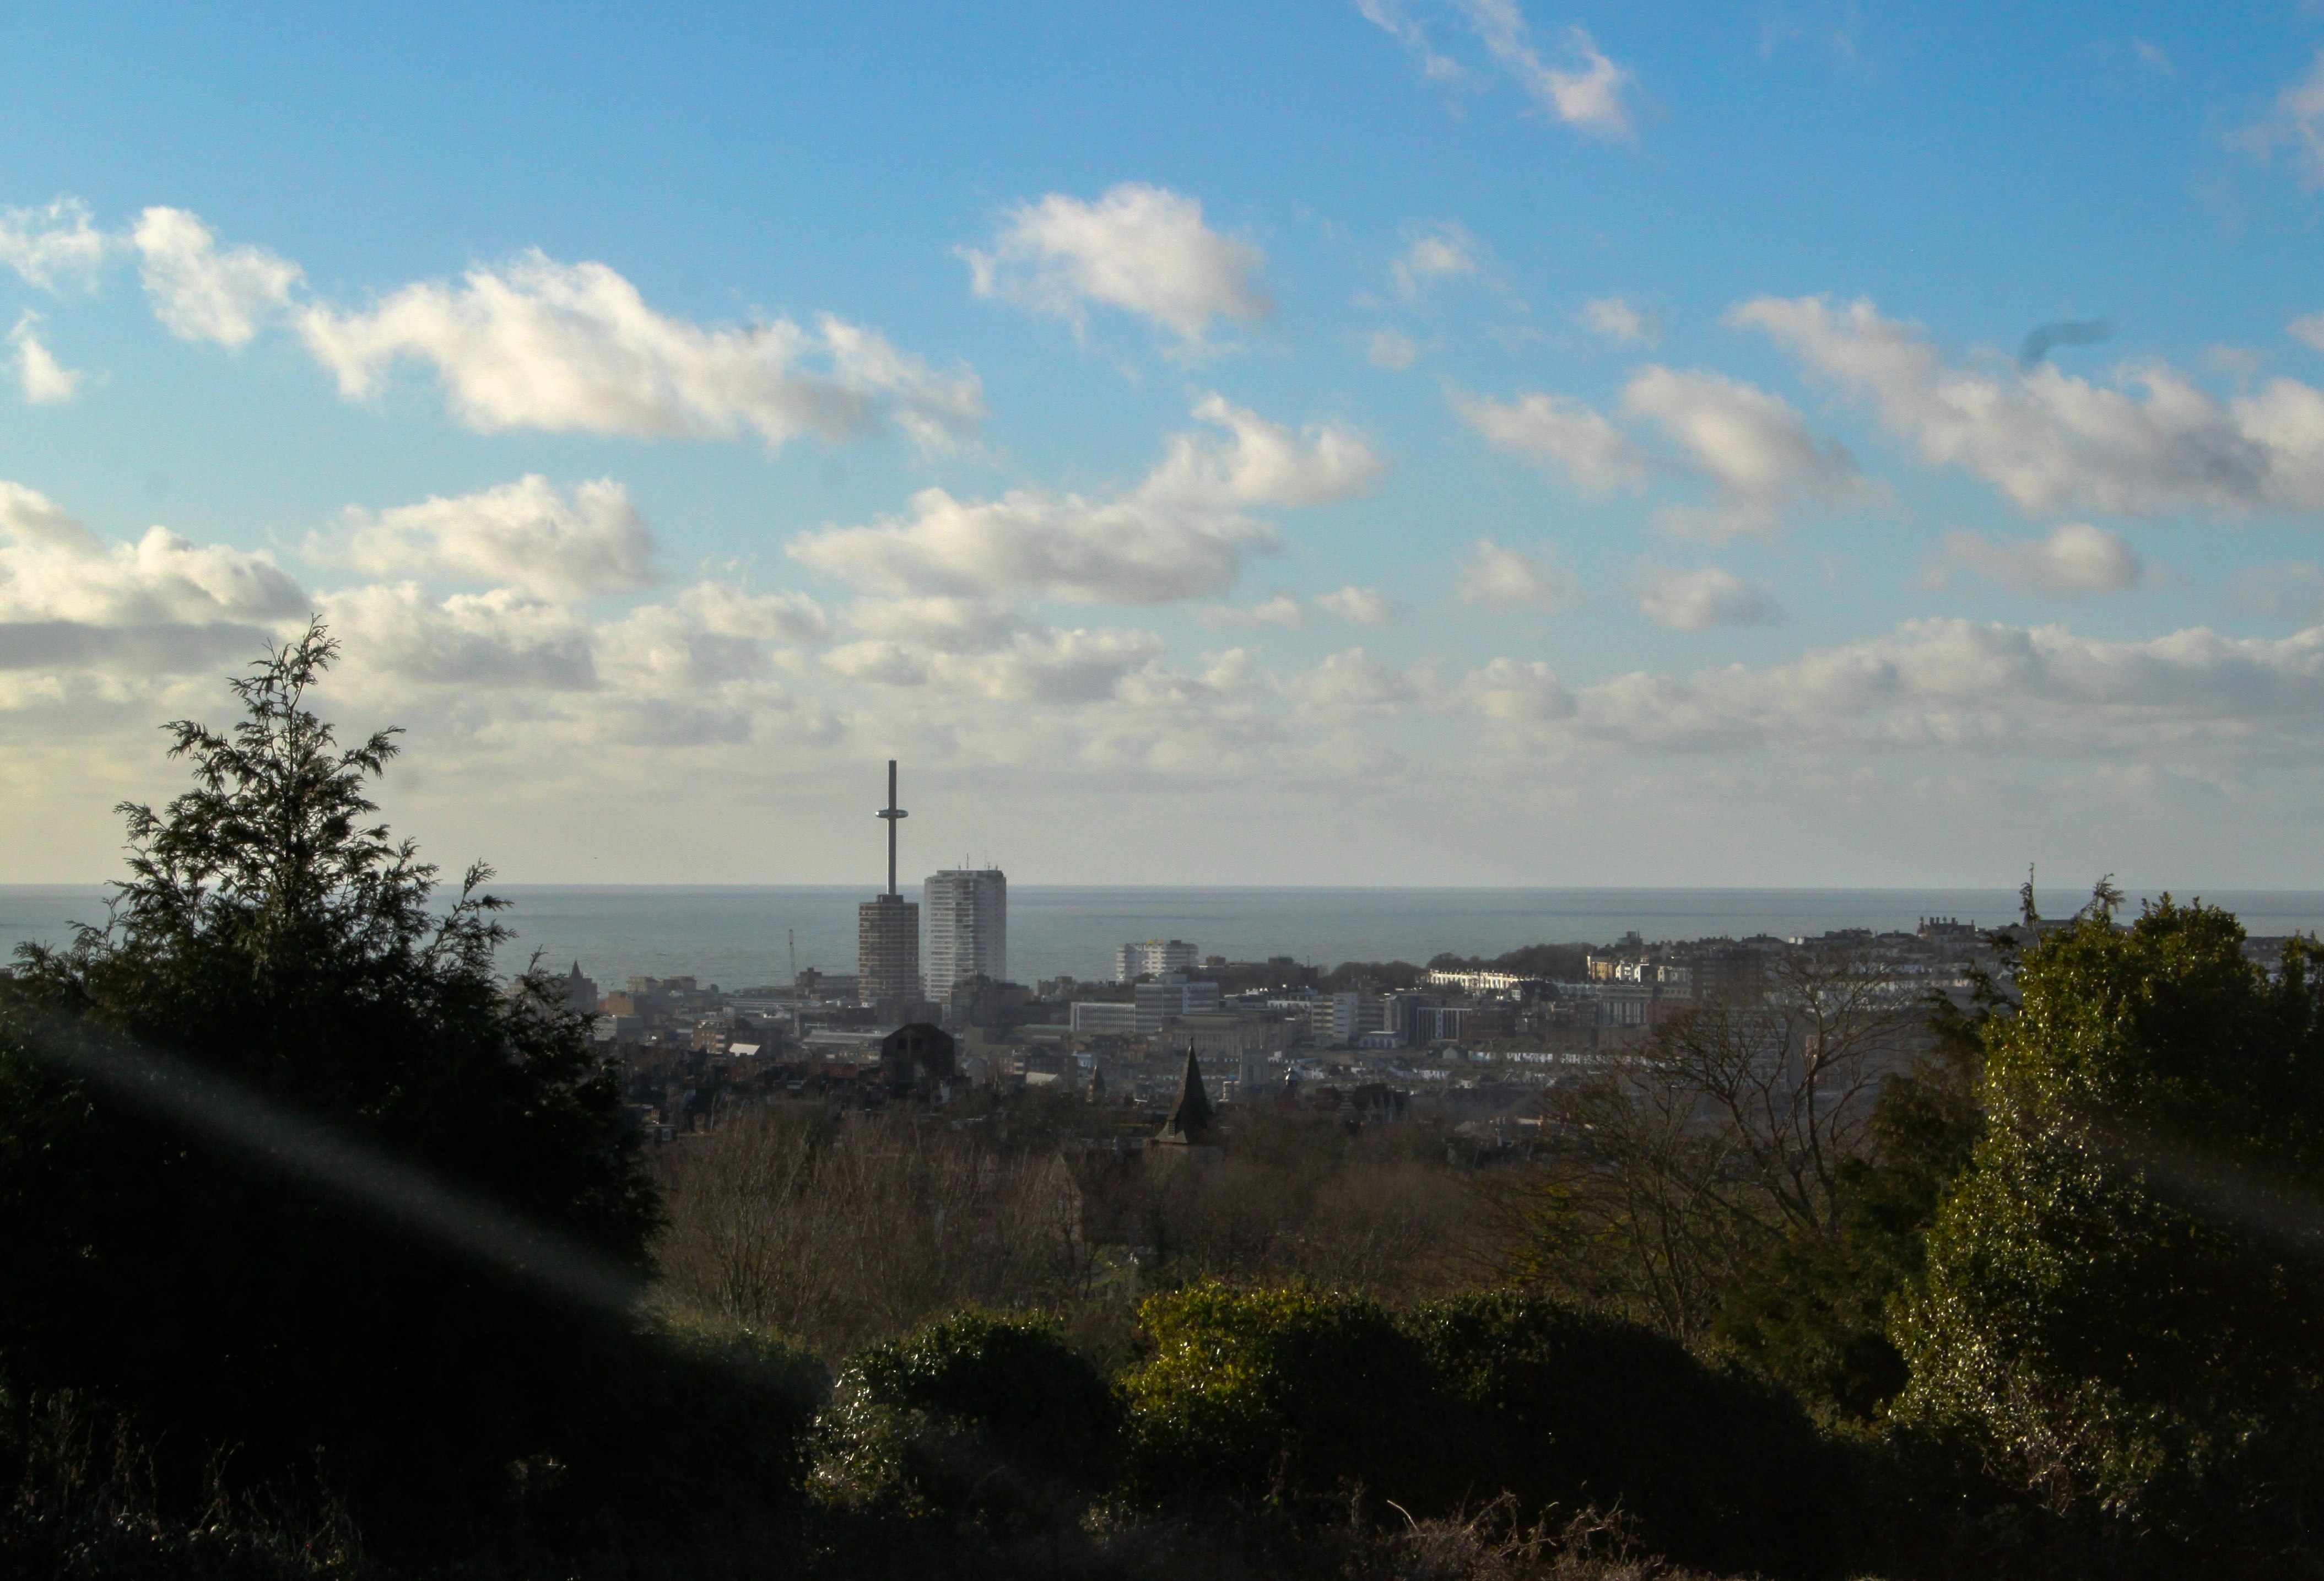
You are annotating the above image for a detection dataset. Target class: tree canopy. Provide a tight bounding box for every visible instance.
[1898,900,2324,1548]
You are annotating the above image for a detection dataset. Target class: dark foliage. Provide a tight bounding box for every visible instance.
[1409,1291,1848,1578]
[1121,1284,1449,1508]
[817,1309,1121,1526]
[1900,900,2324,1564]
[0,625,672,1547]
[1427,944,1589,981]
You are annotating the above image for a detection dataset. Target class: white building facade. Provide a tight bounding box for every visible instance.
[1115,938,1201,983]
[923,867,1007,994]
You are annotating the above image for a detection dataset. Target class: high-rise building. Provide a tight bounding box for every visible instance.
[858,760,921,1010]
[1115,938,1201,983]
[923,867,1007,993]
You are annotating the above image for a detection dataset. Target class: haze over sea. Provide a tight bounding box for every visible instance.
[8,886,2324,991]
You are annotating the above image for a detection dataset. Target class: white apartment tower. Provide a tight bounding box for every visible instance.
[923,867,1007,994]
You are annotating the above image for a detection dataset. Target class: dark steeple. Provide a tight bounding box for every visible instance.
[1158,1047,1213,1144]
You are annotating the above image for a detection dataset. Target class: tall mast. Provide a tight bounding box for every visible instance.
[877,758,907,897]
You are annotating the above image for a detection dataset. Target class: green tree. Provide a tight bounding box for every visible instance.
[1896,899,2324,1553]
[0,625,659,1535]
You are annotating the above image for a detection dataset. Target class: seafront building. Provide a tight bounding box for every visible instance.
[924,867,1007,995]
[1115,938,1201,983]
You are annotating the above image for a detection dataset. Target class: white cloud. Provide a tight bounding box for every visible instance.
[1456,539,1581,613]
[790,396,1380,603]
[794,483,1267,606]
[822,640,931,688]
[1361,3,1639,136]
[132,207,304,349]
[597,582,827,693]
[9,312,83,404]
[1391,223,1477,301]
[1144,393,1385,508]
[1454,388,1649,493]
[0,198,110,293]
[960,182,1271,344]
[299,251,981,453]
[1283,646,1415,712]
[1366,327,1426,369]
[1636,563,1782,630]
[1735,294,2324,517]
[2293,313,2324,354]
[1508,20,1637,135]
[2241,48,2324,187]
[1461,656,1575,720]
[1202,595,1309,629]
[1355,0,1464,82]
[1926,523,2144,596]
[1201,586,1395,628]
[2131,40,2172,75]
[664,580,830,644]
[318,583,598,692]
[0,482,306,633]
[1543,618,2324,757]
[1621,365,1874,540]
[315,476,657,601]
[1316,585,1396,626]
[929,627,1166,704]
[1579,296,1660,346]
[843,594,1019,650]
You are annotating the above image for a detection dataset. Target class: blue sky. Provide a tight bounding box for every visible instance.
[7,1,2324,887]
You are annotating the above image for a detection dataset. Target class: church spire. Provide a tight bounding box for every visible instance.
[1159,1047,1213,1143]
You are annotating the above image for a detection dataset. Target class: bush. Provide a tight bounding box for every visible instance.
[1120,1283,1447,1509]
[817,1310,1118,1528]
[1409,1290,1847,1577]
[549,1316,828,1531]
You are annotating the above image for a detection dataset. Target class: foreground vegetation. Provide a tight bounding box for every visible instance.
[7,627,2324,1578]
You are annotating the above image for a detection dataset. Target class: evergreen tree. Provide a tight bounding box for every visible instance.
[0,625,658,1533]
[1896,899,2324,1553]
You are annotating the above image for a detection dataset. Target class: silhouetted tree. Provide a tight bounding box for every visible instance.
[0,624,658,1536]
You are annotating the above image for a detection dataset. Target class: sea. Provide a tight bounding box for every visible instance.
[7,884,2324,990]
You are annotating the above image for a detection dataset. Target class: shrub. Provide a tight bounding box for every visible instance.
[1120,1283,1447,1509]
[552,1316,828,1528]
[817,1309,1118,1528]
[1408,1289,1847,1577]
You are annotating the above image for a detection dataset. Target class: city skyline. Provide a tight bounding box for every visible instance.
[10,5,2324,886]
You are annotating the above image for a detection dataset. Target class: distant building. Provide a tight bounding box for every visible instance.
[942,974,1028,1032]
[860,897,921,1008]
[1068,977,1224,1037]
[1309,991,1388,1046]
[924,867,1007,993]
[1070,1001,1140,1035]
[794,968,860,1001]
[1116,938,1202,983]
[879,1021,956,1099]
[1133,974,1222,1025]
[1425,968,1544,995]
[563,962,598,1015]
[858,759,922,1013]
